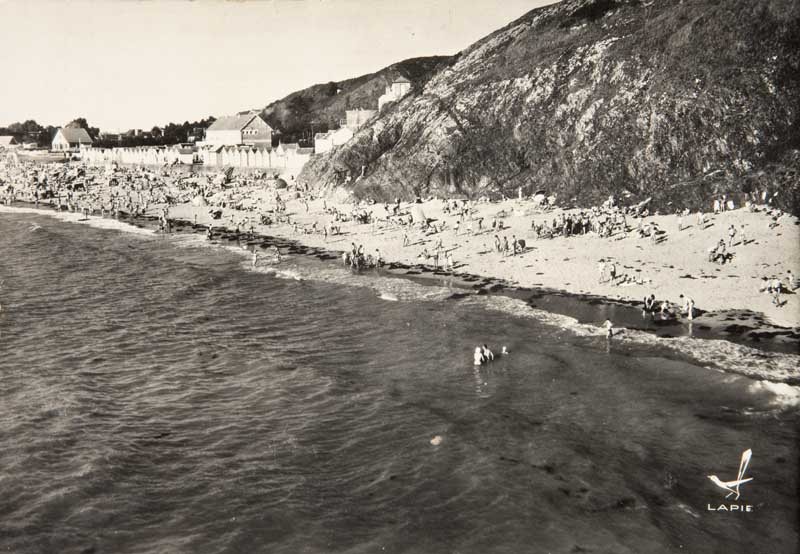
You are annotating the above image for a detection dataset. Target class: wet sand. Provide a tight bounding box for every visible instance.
[163,194,799,327]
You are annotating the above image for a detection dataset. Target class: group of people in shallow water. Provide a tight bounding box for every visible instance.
[342,242,383,270]
[473,344,509,365]
[639,293,697,320]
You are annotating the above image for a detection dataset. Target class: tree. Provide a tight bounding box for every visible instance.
[66,117,99,140]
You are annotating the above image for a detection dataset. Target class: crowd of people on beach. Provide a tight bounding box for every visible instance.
[2,155,797,342]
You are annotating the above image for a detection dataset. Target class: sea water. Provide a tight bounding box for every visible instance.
[0,211,797,554]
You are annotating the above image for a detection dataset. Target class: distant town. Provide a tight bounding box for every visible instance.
[0,76,412,173]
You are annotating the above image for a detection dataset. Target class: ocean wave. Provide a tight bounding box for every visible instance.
[0,205,154,236]
[747,381,800,408]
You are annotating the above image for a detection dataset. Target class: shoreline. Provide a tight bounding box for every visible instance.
[6,200,799,368]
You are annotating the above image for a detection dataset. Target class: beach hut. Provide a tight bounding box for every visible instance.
[410,204,427,226]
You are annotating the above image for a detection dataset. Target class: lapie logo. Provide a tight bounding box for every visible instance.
[707,449,754,512]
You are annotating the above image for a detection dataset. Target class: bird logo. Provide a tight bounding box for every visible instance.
[707,449,753,501]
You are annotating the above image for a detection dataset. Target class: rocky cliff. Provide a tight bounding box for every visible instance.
[299,0,800,214]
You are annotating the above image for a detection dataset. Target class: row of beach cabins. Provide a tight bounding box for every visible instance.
[80,143,314,170]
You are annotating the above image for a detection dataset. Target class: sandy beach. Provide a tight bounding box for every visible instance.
[165,192,800,329]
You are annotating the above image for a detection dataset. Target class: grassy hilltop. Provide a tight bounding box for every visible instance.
[298,0,800,214]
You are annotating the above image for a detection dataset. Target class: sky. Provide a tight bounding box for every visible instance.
[0,0,555,131]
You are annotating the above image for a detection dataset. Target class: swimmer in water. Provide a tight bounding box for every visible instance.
[604,319,614,339]
[206,227,213,240]
[252,251,258,268]
[473,347,485,366]
[501,346,509,355]
[482,344,494,361]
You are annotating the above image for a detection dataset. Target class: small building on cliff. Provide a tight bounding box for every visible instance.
[378,76,411,111]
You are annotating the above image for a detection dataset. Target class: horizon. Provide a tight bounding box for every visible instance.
[0,0,556,132]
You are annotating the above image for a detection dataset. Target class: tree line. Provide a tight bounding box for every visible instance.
[0,117,217,148]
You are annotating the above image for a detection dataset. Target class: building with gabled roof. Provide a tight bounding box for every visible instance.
[52,127,93,152]
[205,112,273,147]
[378,75,412,111]
[0,136,19,149]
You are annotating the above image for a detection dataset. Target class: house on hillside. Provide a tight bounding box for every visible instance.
[378,76,411,111]
[314,127,355,154]
[51,127,93,152]
[345,109,376,130]
[205,112,273,147]
[0,136,19,149]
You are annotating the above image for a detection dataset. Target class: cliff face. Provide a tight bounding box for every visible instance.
[259,56,453,144]
[300,0,800,214]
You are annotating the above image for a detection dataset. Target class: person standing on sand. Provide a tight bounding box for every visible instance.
[739,224,746,245]
[679,294,695,319]
[728,225,736,247]
[787,270,797,291]
[770,277,782,306]
[502,236,510,256]
[403,233,410,247]
[608,261,617,284]
[598,259,606,283]
[494,235,501,253]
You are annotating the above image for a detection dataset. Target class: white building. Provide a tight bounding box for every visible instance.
[52,127,93,152]
[345,109,376,129]
[314,127,355,154]
[205,112,273,147]
[0,136,19,149]
[378,76,411,111]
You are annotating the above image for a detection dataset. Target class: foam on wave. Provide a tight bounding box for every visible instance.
[0,205,155,236]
